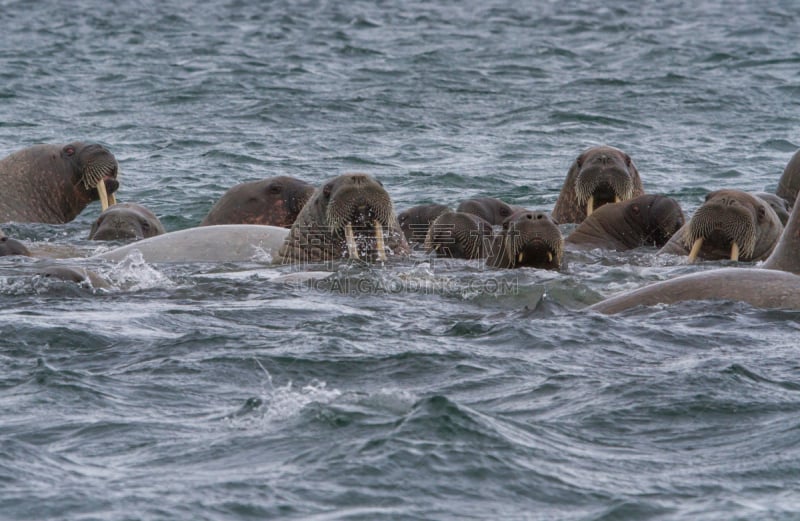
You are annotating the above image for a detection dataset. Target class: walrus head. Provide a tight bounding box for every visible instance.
[88,202,165,241]
[0,236,31,257]
[201,176,315,227]
[423,211,493,259]
[574,148,637,215]
[490,210,563,270]
[278,173,409,264]
[553,146,644,224]
[456,197,516,226]
[398,203,450,244]
[683,190,780,263]
[66,142,119,211]
[626,195,685,248]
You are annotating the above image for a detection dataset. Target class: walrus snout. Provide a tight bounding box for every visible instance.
[685,195,759,262]
[489,210,563,270]
[75,143,120,211]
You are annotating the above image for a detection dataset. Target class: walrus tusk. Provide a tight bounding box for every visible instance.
[109,193,117,206]
[586,196,594,216]
[547,252,553,263]
[344,223,360,260]
[374,221,387,262]
[614,196,621,203]
[96,180,110,211]
[518,252,524,263]
[687,237,704,263]
[730,242,740,262]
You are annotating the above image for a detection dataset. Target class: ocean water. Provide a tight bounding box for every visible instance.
[1,1,800,520]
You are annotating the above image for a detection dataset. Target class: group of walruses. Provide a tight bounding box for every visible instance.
[1,141,799,312]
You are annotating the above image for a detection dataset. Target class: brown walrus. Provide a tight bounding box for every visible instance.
[487,210,564,270]
[0,143,119,223]
[200,176,315,228]
[0,235,31,257]
[456,197,519,226]
[588,188,800,313]
[659,189,783,263]
[752,192,791,226]
[552,146,645,224]
[777,149,800,207]
[36,265,110,290]
[398,203,451,245]
[423,211,493,259]
[275,173,409,265]
[565,194,685,251]
[88,202,166,241]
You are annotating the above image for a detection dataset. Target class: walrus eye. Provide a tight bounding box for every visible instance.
[268,185,282,195]
[631,205,640,215]
[63,145,75,157]
[576,156,584,168]
[704,193,711,202]
[323,183,333,198]
[757,205,766,220]
[624,154,632,167]
[500,208,510,217]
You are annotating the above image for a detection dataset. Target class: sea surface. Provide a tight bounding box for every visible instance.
[1,1,799,520]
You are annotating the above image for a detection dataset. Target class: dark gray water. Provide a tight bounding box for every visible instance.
[2,1,800,519]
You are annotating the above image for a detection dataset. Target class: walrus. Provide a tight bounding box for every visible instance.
[552,146,645,224]
[753,192,791,226]
[94,224,289,263]
[0,142,119,223]
[423,211,493,259]
[566,194,685,251]
[587,190,800,313]
[88,202,166,241]
[36,265,111,290]
[398,203,451,245]
[487,210,563,270]
[777,149,800,207]
[659,189,782,262]
[200,176,315,228]
[0,236,31,257]
[275,173,409,265]
[456,197,518,226]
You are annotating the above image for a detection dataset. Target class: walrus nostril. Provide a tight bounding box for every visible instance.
[351,175,368,185]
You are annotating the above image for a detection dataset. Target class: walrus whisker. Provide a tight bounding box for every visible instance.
[344,223,360,260]
[96,180,110,211]
[730,242,740,262]
[374,221,387,262]
[687,237,704,263]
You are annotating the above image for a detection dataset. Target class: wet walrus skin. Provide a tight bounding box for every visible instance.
[201,176,315,228]
[566,194,685,251]
[588,186,800,313]
[88,202,166,241]
[275,173,409,265]
[0,143,119,223]
[423,211,493,259]
[659,189,782,263]
[552,146,645,224]
[487,210,564,270]
[456,197,518,226]
[777,149,800,207]
[0,235,31,257]
[398,203,451,245]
